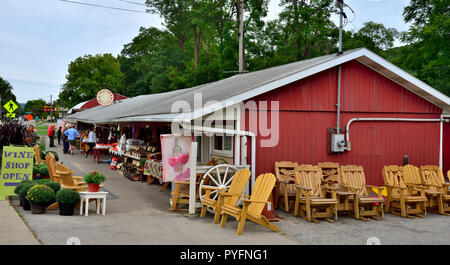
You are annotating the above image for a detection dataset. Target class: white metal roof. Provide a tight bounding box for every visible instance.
[65,47,450,124]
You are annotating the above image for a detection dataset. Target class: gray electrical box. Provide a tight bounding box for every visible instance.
[331,134,346,152]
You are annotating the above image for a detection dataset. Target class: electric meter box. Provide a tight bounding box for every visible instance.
[331,134,345,152]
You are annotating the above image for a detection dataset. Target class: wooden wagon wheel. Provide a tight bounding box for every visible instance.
[198,164,238,213]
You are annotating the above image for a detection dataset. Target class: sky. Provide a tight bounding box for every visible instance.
[1,0,411,106]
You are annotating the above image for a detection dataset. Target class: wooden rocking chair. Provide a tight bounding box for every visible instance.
[340,165,384,221]
[382,166,427,218]
[219,173,280,235]
[274,161,298,212]
[200,169,251,224]
[419,165,450,215]
[293,165,338,223]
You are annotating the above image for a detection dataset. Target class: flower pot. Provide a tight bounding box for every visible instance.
[30,202,47,214]
[22,198,31,210]
[88,183,100,192]
[59,203,76,216]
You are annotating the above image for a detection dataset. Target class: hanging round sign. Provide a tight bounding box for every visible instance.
[97,89,114,106]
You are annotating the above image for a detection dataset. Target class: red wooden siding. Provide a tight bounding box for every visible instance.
[443,121,450,176]
[242,60,442,186]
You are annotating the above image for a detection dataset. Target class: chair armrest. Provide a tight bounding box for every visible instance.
[384,184,407,189]
[295,185,312,191]
[73,176,84,180]
[173,181,200,185]
[241,199,268,204]
[277,179,295,185]
[201,186,227,191]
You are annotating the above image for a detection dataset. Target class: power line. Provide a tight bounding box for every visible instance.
[116,0,148,7]
[56,0,149,14]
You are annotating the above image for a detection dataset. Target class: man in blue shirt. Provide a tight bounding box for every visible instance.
[64,125,81,155]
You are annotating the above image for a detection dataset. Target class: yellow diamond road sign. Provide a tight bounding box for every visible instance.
[3,100,18,113]
[6,113,15,118]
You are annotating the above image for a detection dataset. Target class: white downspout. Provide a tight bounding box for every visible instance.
[181,123,257,190]
[345,117,447,151]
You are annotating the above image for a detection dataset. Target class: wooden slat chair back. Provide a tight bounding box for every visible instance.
[200,169,251,224]
[293,165,338,223]
[45,153,59,183]
[340,165,384,220]
[420,165,445,189]
[274,161,298,212]
[219,173,280,235]
[419,165,450,215]
[318,162,341,188]
[340,165,372,197]
[294,165,325,198]
[403,165,422,186]
[382,165,427,218]
[34,145,43,164]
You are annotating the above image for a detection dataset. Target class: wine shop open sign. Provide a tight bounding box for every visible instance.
[0,146,34,200]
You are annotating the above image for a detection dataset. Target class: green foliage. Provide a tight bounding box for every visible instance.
[139,159,147,167]
[33,164,49,176]
[0,77,21,117]
[26,184,55,204]
[59,54,124,107]
[84,171,106,184]
[44,182,61,193]
[56,188,80,204]
[23,99,46,118]
[40,150,58,162]
[14,180,33,195]
[18,183,35,199]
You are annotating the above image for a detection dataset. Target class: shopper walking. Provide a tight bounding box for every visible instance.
[57,126,62,145]
[64,125,81,155]
[85,129,97,158]
[48,124,55,147]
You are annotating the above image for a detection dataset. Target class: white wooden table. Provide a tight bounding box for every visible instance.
[79,191,108,216]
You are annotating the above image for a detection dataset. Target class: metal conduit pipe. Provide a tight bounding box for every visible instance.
[180,123,257,190]
[345,117,448,151]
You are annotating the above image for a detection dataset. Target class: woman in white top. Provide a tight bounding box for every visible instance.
[84,128,97,158]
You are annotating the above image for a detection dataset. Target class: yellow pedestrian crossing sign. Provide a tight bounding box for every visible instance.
[3,100,18,113]
[6,113,15,118]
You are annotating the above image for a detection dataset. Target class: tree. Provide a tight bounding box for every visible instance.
[59,54,124,107]
[0,77,21,117]
[23,99,46,119]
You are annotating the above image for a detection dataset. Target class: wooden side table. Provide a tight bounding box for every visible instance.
[79,191,108,216]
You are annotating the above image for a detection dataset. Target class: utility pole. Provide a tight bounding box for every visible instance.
[238,0,245,73]
[337,0,346,55]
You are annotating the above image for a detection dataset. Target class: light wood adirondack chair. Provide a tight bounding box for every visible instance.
[382,166,427,218]
[340,165,384,221]
[419,165,450,215]
[170,178,201,212]
[200,169,251,224]
[274,161,298,212]
[293,165,338,223]
[55,163,85,185]
[45,153,60,183]
[34,145,43,165]
[219,173,280,235]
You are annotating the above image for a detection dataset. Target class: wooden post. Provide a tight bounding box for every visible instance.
[238,0,245,73]
[188,142,198,215]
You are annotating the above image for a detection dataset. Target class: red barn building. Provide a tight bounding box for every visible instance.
[67,48,450,187]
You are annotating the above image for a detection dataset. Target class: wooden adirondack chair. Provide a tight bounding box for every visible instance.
[34,145,43,165]
[382,166,427,218]
[45,153,60,183]
[293,165,338,223]
[200,169,251,224]
[170,178,201,212]
[274,161,298,212]
[219,173,280,235]
[55,163,85,185]
[419,165,450,215]
[340,165,384,221]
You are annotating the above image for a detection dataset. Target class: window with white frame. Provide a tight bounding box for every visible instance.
[212,134,233,157]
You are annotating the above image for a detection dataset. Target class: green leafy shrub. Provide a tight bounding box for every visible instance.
[32,179,50,184]
[18,183,35,199]
[44,182,61,193]
[56,188,80,204]
[14,180,33,195]
[40,151,59,162]
[33,164,49,176]
[26,184,55,204]
[84,171,106,184]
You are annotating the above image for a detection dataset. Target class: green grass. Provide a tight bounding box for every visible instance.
[36,124,49,136]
